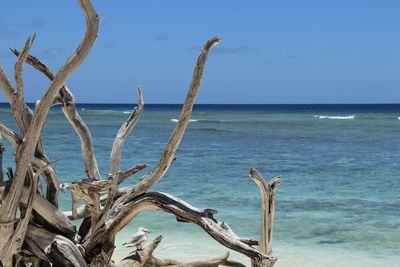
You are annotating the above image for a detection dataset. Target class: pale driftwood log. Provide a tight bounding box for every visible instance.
[249,168,280,257]
[150,252,246,267]
[115,236,245,267]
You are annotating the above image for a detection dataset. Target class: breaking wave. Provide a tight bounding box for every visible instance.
[313,115,355,120]
[170,119,199,123]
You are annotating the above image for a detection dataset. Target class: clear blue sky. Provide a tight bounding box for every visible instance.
[0,0,399,104]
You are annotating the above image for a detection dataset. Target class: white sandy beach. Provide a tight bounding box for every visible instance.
[112,227,400,267]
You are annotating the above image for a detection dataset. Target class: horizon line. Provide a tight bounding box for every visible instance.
[1,102,400,105]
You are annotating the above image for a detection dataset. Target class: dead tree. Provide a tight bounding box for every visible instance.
[0,1,280,266]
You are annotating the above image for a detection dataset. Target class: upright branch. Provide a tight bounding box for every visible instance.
[0,65,14,103]
[110,86,144,175]
[249,168,280,257]
[116,37,220,205]
[13,35,35,135]
[0,143,6,182]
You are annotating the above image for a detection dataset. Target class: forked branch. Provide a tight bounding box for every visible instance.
[11,49,101,180]
[249,168,280,257]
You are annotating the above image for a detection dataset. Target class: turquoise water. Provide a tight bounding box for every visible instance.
[1,104,399,266]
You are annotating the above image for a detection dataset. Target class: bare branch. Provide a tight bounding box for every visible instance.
[0,65,15,103]
[115,37,220,206]
[110,86,144,175]
[32,158,59,205]
[12,48,101,180]
[0,122,21,150]
[249,168,280,256]
[12,35,36,135]
[117,163,148,184]
[2,167,39,264]
[0,143,4,183]
[14,35,35,105]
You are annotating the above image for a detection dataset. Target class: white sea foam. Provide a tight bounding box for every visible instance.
[81,108,85,111]
[123,111,131,114]
[170,119,198,123]
[398,116,400,120]
[313,115,355,120]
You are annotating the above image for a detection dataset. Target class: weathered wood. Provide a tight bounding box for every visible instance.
[0,166,38,266]
[13,35,35,135]
[106,192,276,267]
[0,184,77,238]
[0,65,15,103]
[0,2,98,263]
[0,1,282,265]
[60,179,112,219]
[11,48,101,180]
[62,163,149,221]
[110,37,220,218]
[249,168,280,257]
[150,252,246,267]
[0,143,5,182]
[110,87,144,176]
[116,236,245,267]
[25,224,86,267]
[118,163,148,185]
[117,235,162,267]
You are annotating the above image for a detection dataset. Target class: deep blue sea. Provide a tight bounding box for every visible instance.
[0,104,399,266]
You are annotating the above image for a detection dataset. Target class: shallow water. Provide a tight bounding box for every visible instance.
[1,104,399,266]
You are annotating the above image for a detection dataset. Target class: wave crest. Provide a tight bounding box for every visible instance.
[313,115,355,120]
[171,119,199,123]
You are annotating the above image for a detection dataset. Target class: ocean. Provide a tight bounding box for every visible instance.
[0,103,399,266]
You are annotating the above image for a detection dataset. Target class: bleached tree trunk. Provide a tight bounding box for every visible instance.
[0,1,281,266]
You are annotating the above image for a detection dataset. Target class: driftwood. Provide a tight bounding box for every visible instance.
[115,236,246,267]
[0,1,281,266]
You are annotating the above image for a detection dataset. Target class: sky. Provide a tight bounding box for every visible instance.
[0,0,399,104]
